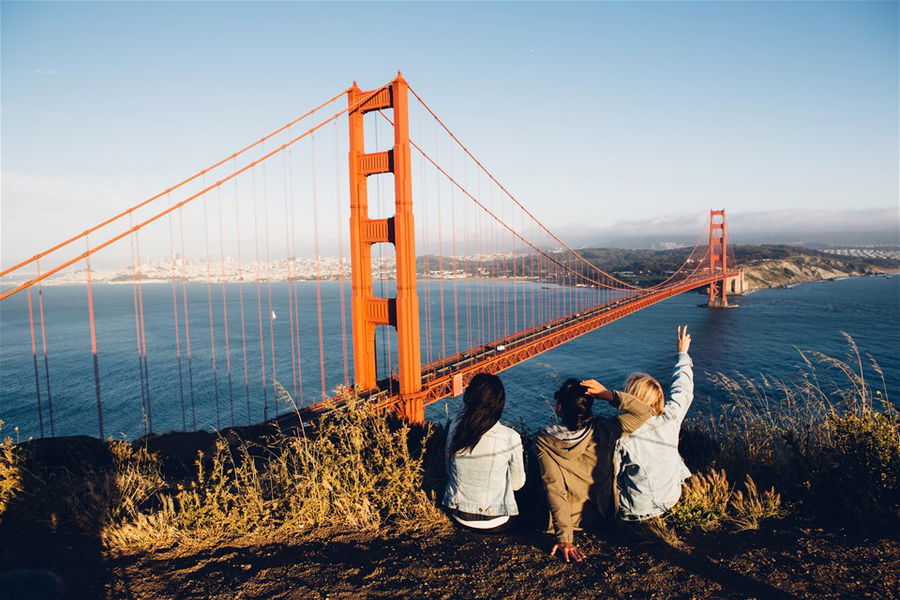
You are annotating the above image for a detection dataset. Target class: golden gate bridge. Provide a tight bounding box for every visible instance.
[0,74,740,438]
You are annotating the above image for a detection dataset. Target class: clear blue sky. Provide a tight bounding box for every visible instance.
[2,1,898,263]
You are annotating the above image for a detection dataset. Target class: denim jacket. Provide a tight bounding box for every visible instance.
[442,420,526,517]
[615,352,694,520]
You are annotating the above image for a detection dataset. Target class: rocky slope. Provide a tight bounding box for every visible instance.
[739,255,889,292]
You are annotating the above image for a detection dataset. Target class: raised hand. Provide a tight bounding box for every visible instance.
[677,325,692,354]
[580,379,614,401]
[551,542,586,563]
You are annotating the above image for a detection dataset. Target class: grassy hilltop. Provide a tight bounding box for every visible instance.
[418,244,897,290]
[0,343,897,599]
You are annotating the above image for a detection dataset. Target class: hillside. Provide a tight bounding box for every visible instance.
[739,253,888,291]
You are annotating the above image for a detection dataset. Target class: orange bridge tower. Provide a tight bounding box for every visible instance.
[347,74,425,422]
[707,209,730,308]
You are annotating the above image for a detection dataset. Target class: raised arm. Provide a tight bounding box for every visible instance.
[664,325,694,422]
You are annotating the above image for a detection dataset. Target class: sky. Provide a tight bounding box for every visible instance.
[2,1,898,268]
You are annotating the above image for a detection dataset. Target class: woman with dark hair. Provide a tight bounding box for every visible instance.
[536,377,653,562]
[442,373,525,533]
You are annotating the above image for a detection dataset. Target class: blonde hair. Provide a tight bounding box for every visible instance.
[624,373,664,416]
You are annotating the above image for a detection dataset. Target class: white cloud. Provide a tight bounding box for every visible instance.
[559,207,900,248]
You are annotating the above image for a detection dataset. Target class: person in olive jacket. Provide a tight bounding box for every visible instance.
[536,378,652,562]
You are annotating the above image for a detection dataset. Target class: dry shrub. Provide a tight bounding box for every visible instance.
[103,391,448,553]
[640,516,683,547]
[666,469,731,532]
[730,475,783,531]
[682,336,898,527]
[0,421,23,519]
[67,440,166,539]
[663,469,783,535]
[817,409,899,520]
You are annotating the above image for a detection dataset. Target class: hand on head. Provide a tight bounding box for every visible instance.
[551,542,585,563]
[580,379,607,397]
[677,325,692,354]
[580,379,614,402]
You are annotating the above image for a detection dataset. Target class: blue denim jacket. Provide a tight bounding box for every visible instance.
[616,352,694,520]
[442,420,526,517]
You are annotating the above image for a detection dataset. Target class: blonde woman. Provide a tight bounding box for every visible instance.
[615,325,694,521]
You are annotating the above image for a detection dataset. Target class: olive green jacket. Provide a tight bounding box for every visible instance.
[535,392,652,543]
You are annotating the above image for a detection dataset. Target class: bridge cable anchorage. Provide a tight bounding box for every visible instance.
[0,84,392,302]
[0,89,349,280]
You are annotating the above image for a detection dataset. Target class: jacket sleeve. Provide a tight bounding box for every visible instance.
[535,433,574,544]
[508,433,526,492]
[663,352,694,422]
[611,390,653,436]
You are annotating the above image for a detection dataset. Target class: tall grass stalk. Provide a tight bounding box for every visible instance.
[685,336,898,525]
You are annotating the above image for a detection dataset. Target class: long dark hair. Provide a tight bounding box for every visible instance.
[449,373,506,455]
[554,378,594,431]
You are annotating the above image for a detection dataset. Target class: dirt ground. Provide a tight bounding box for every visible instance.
[96,521,898,600]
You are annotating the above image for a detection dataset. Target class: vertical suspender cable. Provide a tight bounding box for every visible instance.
[218,187,235,426]
[234,169,252,424]
[135,228,152,433]
[436,125,446,358]
[129,215,149,435]
[283,152,299,401]
[35,264,54,436]
[27,289,45,437]
[262,162,277,413]
[288,148,305,405]
[334,121,350,387]
[204,195,221,428]
[311,136,326,398]
[179,205,197,429]
[252,169,269,421]
[84,237,104,438]
[168,196,187,430]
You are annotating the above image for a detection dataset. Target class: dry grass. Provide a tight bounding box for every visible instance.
[683,335,898,526]
[730,475,784,531]
[101,388,449,553]
[662,469,782,536]
[666,469,732,533]
[0,421,23,519]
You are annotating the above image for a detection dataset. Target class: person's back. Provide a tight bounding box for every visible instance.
[616,326,694,521]
[443,373,525,532]
[536,379,652,561]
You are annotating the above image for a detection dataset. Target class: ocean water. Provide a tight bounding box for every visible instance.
[1,276,897,439]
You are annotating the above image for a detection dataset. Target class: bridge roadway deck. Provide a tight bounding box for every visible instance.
[275,272,736,424]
